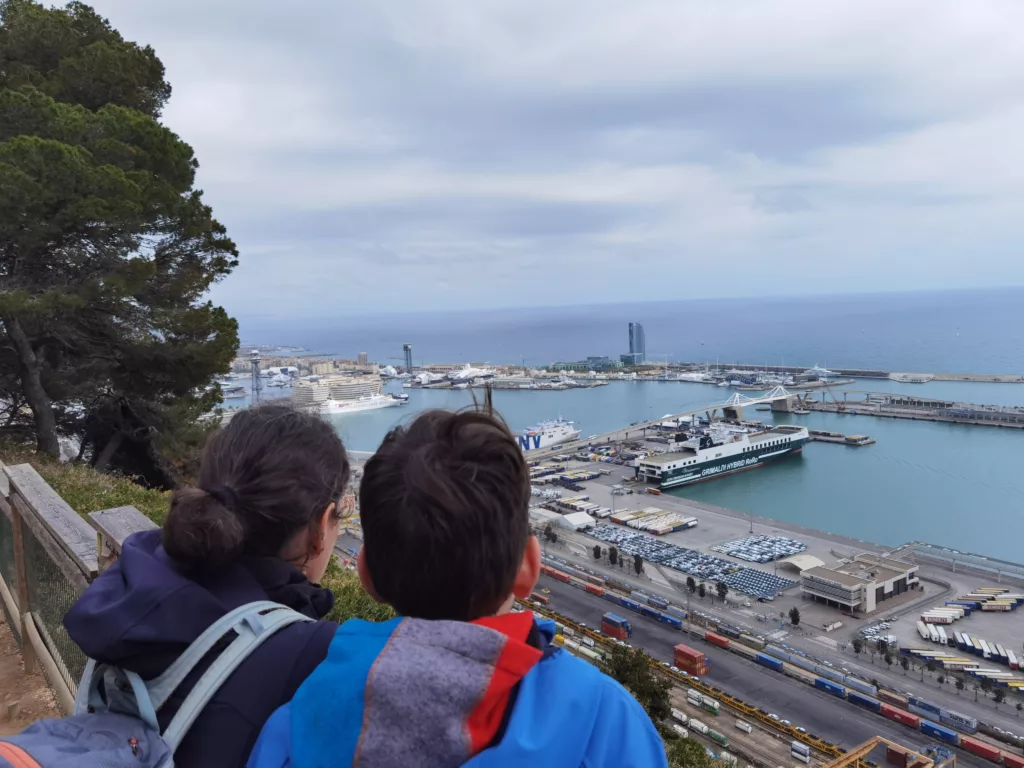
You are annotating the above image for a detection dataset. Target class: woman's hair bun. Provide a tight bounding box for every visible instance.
[162,486,246,567]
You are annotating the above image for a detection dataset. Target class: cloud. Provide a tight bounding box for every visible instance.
[89,0,1024,317]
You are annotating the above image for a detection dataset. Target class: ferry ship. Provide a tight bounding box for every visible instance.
[517,418,581,451]
[321,393,403,416]
[636,424,809,489]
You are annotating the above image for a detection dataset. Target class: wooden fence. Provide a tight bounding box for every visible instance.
[0,462,155,713]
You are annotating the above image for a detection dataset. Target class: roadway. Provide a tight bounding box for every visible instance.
[544,524,1024,737]
[540,576,985,767]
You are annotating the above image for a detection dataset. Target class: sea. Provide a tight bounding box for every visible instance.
[234,288,1024,561]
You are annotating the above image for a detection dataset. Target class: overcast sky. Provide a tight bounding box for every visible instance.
[91,0,1024,316]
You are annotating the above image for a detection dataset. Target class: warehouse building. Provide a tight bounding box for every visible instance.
[559,511,596,531]
[800,554,919,614]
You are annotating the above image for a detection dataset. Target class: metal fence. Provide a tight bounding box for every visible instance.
[0,462,149,714]
[0,505,19,645]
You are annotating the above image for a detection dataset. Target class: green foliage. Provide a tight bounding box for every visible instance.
[955,677,965,693]
[852,637,863,655]
[601,644,671,724]
[665,733,718,768]
[715,582,728,601]
[686,576,696,594]
[0,439,169,521]
[788,606,800,626]
[0,0,237,481]
[900,655,910,672]
[993,688,1005,706]
[321,556,397,625]
[697,583,705,599]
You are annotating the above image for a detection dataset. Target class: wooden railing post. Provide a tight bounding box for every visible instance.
[10,501,37,674]
[88,506,158,570]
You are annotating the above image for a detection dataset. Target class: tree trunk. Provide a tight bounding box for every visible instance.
[3,314,59,457]
[92,432,124,472]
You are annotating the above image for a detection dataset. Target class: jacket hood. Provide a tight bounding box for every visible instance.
[289,611,544,768]
[64,529,334,678]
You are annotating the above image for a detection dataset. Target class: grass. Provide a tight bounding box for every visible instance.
[0,440,392,625]
[0,442,170,523]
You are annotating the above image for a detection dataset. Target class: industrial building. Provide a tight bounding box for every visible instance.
[799,553,919,614]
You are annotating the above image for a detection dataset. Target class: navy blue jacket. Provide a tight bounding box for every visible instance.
[63,530,337,768]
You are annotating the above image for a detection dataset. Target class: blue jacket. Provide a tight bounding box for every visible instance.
[247,612,667,768]
[63,530,338,768]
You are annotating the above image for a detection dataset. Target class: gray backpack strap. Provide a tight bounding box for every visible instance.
[160,603,313,752]
[145,600,286,710]
[74,659,159,730]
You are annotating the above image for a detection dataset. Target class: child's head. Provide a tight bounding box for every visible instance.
[163,402,351,583]
[358,408,540,621]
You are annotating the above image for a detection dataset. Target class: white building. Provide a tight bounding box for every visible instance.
[800,554,919,615]
[558,512,596,531]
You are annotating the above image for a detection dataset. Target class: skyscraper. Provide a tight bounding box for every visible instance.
[629,322,646,363]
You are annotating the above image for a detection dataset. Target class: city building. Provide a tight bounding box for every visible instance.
[620,353,644,366]
[357,352,368,366]
[629,322,646,364]
[799,553,919,614]
[558,511,596,531]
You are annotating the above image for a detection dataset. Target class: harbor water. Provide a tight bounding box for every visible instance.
[300,377,1024,561]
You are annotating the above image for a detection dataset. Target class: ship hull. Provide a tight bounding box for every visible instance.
[320,396,402,416]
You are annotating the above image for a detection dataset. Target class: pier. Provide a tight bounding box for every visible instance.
[807,429,875,446]
[800,391,1024,428]
[689,363,1024,383]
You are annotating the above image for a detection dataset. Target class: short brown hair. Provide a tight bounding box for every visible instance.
[359,409,532,621]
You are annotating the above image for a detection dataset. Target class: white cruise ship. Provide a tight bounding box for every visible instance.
[517,418,581,451]
[321,394,402,415]
[292,374,403,417]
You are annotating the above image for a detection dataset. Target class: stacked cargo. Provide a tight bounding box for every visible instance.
[791,741,811,764]
[601,612,632,641]
[674,644,710,676]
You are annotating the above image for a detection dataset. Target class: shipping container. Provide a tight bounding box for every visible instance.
[675,643,705,661]
[995,644,1009,664]
[688,718,709,735]
[917,621,930,640]
[734,720,752,734]
[958,735,1000,761]
[763,645,791,662]
[880,703,920,728]
[938,708,977,733]
[639,604,660,620]
[982,602,1012,612]
[791,749,811,764]
[848,690,882,712]
[791,741,810,756]
[529,592,550,606]
[920,720,959,746]
[601,591,620,605]
[621,597,640,612]
[585,584,604,597]
[928,624,940,643]
[921,614,954,625]
[814,678,846,697]
[908,695,942,717]
[737,634,765,651]
[816,666,845,684]
[878,690,909,708]
[705,632,730,649]
[844,677,878,697]
[1009,649,1019,670]
[886,744,909,768]
[648,596,669,610]
[666,605,687,619]
[937,626,949,645]
[1004,752,1024,768]
[630,591,648,602]
[980,640,993,658]
[755,653,784,672]
[708,729,728,746]
[789,655,817,674]
[660,613,683,630]
[954,631,965,648]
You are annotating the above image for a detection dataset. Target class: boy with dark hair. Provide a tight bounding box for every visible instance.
[248,409,667,768]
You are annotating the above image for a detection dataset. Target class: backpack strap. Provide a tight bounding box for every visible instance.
[145,600,288,710]
[159,603,312,752]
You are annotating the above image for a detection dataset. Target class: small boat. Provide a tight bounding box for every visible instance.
[755,405,772,412]
[793,409,810,415]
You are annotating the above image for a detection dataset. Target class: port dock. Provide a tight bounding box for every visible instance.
[801,391,1024,428]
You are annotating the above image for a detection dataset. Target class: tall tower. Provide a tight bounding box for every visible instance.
[629,322,646,363]
[403,343,413,374]
[250,350,263,405]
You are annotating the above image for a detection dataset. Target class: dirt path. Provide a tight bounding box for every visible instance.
[0,615,58,736]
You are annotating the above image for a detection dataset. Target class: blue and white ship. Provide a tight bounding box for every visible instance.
[517,418,581,451]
